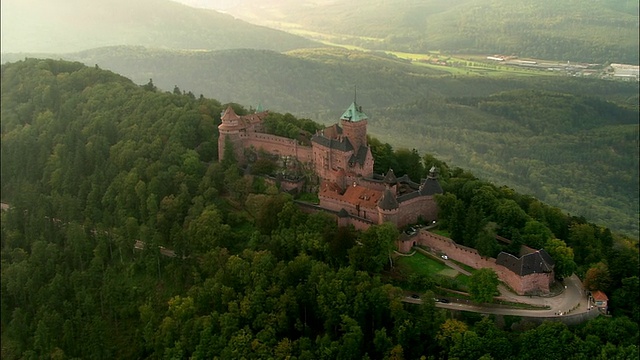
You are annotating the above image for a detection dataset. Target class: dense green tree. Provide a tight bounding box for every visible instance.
[394,148,424,182]
[349,223,398,273]
[610,277,640,322]
[583,262,612,292]
[495,198,530,234]
[469,268,499,303]
[545,238,577,279]
[521,220,554,249]
[1,58,637,360]
[517,321,581,360]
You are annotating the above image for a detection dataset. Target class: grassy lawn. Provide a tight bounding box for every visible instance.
[398,251,450,277]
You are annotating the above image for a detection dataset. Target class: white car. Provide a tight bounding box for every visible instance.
[441,255,448,260]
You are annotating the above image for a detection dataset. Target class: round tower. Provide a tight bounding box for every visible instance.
[218,105,243,162]
[377,187,399,225]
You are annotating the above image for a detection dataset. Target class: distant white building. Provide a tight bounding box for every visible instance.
[609,63,639,80]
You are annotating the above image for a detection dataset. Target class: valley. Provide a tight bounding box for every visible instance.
[1,2,639,358]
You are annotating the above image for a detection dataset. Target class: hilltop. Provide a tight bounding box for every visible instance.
[0,0,319,53]
[1,59,637,359]
[210,0,640,64]
[2,46,637,237]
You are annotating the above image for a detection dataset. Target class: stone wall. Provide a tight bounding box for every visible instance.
[416,231,552,295]
[396,196,439,227]
[346,216,375,231]
[241,133,313,163]
[319,195,378,222]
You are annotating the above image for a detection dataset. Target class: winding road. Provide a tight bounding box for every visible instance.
[403,248,595,319]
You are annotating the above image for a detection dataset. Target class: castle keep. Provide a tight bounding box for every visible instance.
[218,102,442,229]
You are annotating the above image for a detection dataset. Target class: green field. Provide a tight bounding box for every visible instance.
[398,251,451,277]
[396,250,472,293]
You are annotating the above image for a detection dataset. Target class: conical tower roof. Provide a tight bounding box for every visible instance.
[221,105,240,121]
[383,169,397,184]
[378,188,399,210]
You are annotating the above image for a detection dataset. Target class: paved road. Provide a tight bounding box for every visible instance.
[403,250,592,318]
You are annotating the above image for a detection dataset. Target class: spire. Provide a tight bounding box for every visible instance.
[354,84,357,104]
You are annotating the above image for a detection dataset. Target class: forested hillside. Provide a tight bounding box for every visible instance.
[0,0,318,54]
[217,0,640,64]
[3,46,637,237]
[1,59,638,359]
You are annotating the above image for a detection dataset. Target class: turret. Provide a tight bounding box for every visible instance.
[218,106,243,162]
[377,187,399,225]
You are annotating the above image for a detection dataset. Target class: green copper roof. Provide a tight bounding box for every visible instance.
[340,102,368,122]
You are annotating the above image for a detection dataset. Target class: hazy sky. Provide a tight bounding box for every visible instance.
[171,0,241,10]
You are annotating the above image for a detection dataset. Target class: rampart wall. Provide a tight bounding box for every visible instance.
[347,216,375,231]
[240,133,314,163]
[319,196,378,222]
[396,196,438,227]
[417,231,552,295]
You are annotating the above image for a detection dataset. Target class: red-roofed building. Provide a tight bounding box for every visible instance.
[590,290,609,313]
[218,100,442,230]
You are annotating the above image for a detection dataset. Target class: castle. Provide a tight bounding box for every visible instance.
[217,102,556,294]
[218,101,442,230]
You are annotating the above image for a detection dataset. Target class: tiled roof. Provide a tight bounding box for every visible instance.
[592,290,608,301]
[321,182,382,209]
[396,174,419,188]
[383,169,398,184]
[378,188,399,210]
[340,102,368,122]
[349,145,369,166]
[419,177,443,196]
[397,191,421,202]
[312,133,354,152]
[221,105,240,121]
[496,249,555,276]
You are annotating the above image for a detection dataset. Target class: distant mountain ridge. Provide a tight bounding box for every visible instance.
[208,0,640,64]
[0,0,319,53]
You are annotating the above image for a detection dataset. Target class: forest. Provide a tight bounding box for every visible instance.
[3,46,637,238]
[223,0,640,65]
[1,59,638,359]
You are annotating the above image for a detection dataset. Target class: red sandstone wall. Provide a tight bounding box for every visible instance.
[347,216,374,231]
[396,196,438,227]
[379,208,399,226]
[313,146,331,181]
[341,119,367,151]
[417,232,551,295]
[241,133,313,163]
[398,240,414,253]
[319,196,378,222]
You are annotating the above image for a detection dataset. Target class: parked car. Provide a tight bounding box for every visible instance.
[441,255,448,260]
[439,298,450,303]
[404,227,417,236]
[411,294,420,299]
